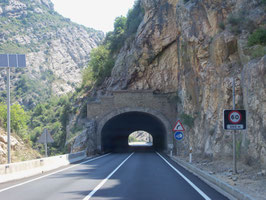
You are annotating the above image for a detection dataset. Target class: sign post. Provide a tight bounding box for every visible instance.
[233,78,236,174]
[223,78,246,174]
[7,65,11,164]
[37,128,54,157]
[0,54,26,163]
[173,120,186,158]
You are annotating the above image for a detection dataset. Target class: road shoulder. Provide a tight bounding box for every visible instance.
[170,155,256,200]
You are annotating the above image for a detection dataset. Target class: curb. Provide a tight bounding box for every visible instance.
[170,156,255,200]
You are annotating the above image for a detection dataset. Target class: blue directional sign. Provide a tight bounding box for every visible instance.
[174,132,184,141]
[0,54,26,67]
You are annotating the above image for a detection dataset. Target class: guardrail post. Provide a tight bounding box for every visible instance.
[189,147,192,163]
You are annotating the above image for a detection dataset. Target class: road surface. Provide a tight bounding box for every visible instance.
[0,151,228,200]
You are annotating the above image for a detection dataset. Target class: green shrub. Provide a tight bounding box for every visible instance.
[83,45,114,86]
[250,45,266,59]
[0,103,29,135]
[248,28,266,46]
[227,12,256,35]
[227,14,242,26]
[104,0,144,54]
[110,16,127,52]
[126,1,144,36]
[128,135,138,143]
[219,22,225,30]
[180,113,194,128]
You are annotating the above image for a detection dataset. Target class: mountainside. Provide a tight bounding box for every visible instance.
[99,0,266,166]
[0,0,104,108]
[0,127,40,163]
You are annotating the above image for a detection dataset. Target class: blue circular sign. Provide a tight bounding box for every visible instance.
[174,132,184,141]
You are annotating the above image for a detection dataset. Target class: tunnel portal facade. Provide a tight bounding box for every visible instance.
[87,90,177,152]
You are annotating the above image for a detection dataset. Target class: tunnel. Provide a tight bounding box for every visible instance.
[101,111,167,152]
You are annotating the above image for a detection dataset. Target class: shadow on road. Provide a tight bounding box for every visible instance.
[110,146,156,153]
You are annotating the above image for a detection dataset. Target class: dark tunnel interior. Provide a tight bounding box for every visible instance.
[101,112,167,152]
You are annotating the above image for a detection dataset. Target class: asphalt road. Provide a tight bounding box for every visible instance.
[0,151,228,200]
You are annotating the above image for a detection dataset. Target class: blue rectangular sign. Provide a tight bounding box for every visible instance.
[9,54,17,67]
[0,54,26,67]
[17,54,26,67]
[0,54,8,67]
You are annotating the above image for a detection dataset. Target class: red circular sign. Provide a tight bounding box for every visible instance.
[228,111,242,124]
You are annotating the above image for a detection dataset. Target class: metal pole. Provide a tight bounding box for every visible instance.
[7,55,11,164]
[232,78,237,174]
[45,129,48,157]
[189,147,192,163]
[7,67,11,163]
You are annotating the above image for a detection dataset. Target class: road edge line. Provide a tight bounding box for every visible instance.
[156,152,211,200]
[0,153,111,193]
[83,152,134,200]
[170,156,254,200]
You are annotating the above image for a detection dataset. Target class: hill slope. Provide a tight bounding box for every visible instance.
[0,0,104,108]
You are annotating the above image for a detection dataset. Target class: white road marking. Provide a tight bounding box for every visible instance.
[83,152,134,200]
[156,152,211,200]
[0,153,111,193]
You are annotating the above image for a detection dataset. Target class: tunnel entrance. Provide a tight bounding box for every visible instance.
[101,111,167,152]
[128,131,153,147]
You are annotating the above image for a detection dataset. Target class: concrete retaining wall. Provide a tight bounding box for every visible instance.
[0,151,86,183]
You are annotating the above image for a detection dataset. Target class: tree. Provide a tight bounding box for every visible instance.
[106,16,127,53]
[0,103,29,134]
[126,0,144,36]
[84,45,114,85]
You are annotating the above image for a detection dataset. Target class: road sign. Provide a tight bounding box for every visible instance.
[173,120,185,132]
[224,110,246,130]
[0,54,26,67]
[37,128,54,144]
[174,132,184,141]
[38,128,54,157]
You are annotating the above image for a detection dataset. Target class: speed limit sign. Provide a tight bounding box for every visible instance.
[229,111,242,124]
[224,110,246,130]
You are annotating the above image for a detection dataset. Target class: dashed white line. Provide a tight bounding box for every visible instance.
[156,152,211,200]
[0,153,111,193]
[83,152,134,200]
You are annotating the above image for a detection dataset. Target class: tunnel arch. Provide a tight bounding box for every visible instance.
[96,107,172,152]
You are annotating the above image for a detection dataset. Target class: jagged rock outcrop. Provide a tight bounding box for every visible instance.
[70,120,97,155]
[105,0,266,166]
[0,127,40,164]
[0,0,104,108]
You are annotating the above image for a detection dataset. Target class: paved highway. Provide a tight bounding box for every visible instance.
[0,151,228,200]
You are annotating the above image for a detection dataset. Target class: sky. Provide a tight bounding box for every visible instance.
[51,0,136,33]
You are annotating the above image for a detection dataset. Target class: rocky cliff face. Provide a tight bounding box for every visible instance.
[0,127,40,164]
[104,0,266,166]
[0,0,104,108]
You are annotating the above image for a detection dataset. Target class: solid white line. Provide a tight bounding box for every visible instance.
[156,152,211,200]
[83,152,134,200]
[0,153,111,193]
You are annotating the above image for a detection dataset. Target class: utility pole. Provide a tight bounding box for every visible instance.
[7,60,11,164]
[232,77,237,174]
[0,54,26,164]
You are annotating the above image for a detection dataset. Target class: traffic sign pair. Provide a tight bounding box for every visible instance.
[173,120,185,141]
